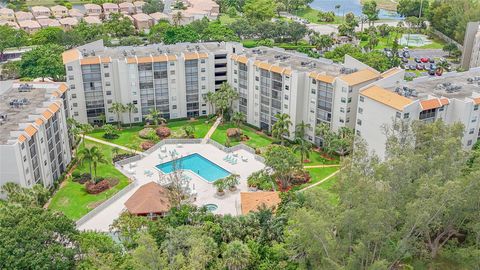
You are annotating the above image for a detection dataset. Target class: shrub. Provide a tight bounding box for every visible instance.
[140,140,155,150]
[290,170,311,186]
[156,126,171,138]
[247,170,274,191]
[72,173,91,184]
[105,178,119,187]
[112,153,136,163]
[226,128,242,138]
[85,179,110,194]
[138,128,156,139]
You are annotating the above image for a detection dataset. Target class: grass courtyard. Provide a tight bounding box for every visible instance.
[292,167,339,191]
[48,141,130,220]
[210,123,274,149]
[87,119,213,150]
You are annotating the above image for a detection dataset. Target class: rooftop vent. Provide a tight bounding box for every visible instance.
[90,50,95,56]
[18,84,33,92]
[9,98,30,108]
[395,86,418,97]
[122,50,128,56]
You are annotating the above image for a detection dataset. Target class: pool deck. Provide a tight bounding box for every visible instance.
[78,143,265,232]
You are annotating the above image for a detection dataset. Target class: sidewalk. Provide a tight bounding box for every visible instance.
[84,135,143,155]
[201,117,222,144]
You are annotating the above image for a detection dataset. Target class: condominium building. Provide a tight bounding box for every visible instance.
[461,22,480,69]
[0,82,72,193]
[64,41,480,158]
[63,40,229,125]
[357,68,480,159]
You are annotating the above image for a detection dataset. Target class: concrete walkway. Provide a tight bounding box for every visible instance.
[202,117,222,144]
[298,169,340,192]
[303,164,341,169]
[84,135,143,155]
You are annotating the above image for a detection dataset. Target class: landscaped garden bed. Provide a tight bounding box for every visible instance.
[48,141,130,220]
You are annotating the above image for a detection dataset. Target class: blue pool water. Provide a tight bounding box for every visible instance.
[156,153,230,182]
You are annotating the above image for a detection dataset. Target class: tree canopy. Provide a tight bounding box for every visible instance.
[19,44,65,81]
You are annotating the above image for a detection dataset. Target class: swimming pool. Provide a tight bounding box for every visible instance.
[156,153,230,182]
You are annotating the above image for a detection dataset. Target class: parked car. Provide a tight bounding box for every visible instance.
[403,51,410,58]
[428,69,436,76]
[416,64,425,70]
[421,57,429,63]
[429,64,436,70]
[402,57,409,63]
[414,57,421,63]
[429,58,435,63]
[409,64,416,70]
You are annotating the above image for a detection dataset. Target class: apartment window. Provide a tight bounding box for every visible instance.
[234,70,237,74]
[107,99,112,104]
[284,95,288,100]
[347,107,351,113]
[202,85,206,90]
[396,112,401,118]
[106,81,111,86]
[103,64,108,68]
[285,85,289,90]
[360,96,364,102]
[200,59,205,64]
[346,117,350,123]
[311,89,316,94]
[312,79,316,84]
[348,87,353,93]
[284,104,288,109]
[357,119,362,126]
[74,112,79,116]
[310,109,315,113]
[172,105,177,109]
[106,91,111,95]
[68,75,74,80]
[342,87,346,93]
[134,117,139,121]
[201,77,205,81]
[201,68,205,72]
[404,113,410,119]
[358,107,363,114]
[356,130,361,136]
[133,100,138,104]
[21,143,25,150]
[170,62,175,66]
[104,73,110,77]
[234,79,238,83]
[439,106,444,112]
[71,94,77,98]
[70,85,75,90]
[67,66,73,71]
[341,97,346,103]
[23,156,27,162]
[469,128,475,134]
[348,97,352,103]
[202,110,207,115]
[255,86,259,90]
[472,116,477,123]
[339,118,344,123]
[73,103,78,107]
[255,76,259,81]
[475,104,479,111]
[340,107,345,113]
[468,140,473,146]
[285,76,290,79]
[171,79,176,83]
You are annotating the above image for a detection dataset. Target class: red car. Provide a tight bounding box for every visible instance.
[420,57,429,63]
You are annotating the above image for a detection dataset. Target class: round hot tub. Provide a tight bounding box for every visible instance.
[204,203,218,212]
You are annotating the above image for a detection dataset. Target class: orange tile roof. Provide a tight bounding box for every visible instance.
[237,55,248,64]
[254,61,272,70]
[152,55,168,62]
[270,65,285,74]
[25,125,37,137]
[62,48,80,64]
[420,99,442,110]
[48,103,60,113]
[100,57,111,63]
[126,57,137,64]
[18,135,27,143]
[361,85,412,111]
[167,55,177,61]
[80,57,100,65]
[473,97,480,105]
[197,52,208,59]
[42,109,53,120]
[137,56,153,64]
[52,91,59,97]
[284,68,292,76]
[309,72,335,84]
[184,52,199,60]
[58,83,68,94]
[34,118,44,126]
[439,98,449,106]
[381,67,402,78]
[241,192,281,214]
[340,69,379,86]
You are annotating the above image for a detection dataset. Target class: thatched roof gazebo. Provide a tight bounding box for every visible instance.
[124,182,171,217]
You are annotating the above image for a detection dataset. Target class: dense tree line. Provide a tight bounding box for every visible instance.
[2,120,480,269]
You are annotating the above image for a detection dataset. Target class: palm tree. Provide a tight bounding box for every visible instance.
[311,33,334,52]
[66,117,81,150]
[222,240,251,270]
[98,113,106,126]
[125,102,137,128]
[271,113,292,146]
[203,92,216,115]
[231,111,246,128]
[172,11,183,26]
[110,102,126,129]
[295,121,311,139]
[315,122,335,155]
[112,147,120,161]
[145,108,166,126]
[214,82,239,121]
[79,123,93,147]
[78,146,107,182]
[292,138,312,164]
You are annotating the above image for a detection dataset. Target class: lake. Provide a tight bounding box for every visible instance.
[310,0,402,20]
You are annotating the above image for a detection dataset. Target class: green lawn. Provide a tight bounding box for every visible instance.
[294,7,343,24]
[48,141,130,220]
[296,150,340,166]
[210,123,274,149]
[360,32,446,50]
[304,174,339,205]
[292,167,339,191]
[88,125,155,151]
[219,14,238,25]
[88,120,213,150]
